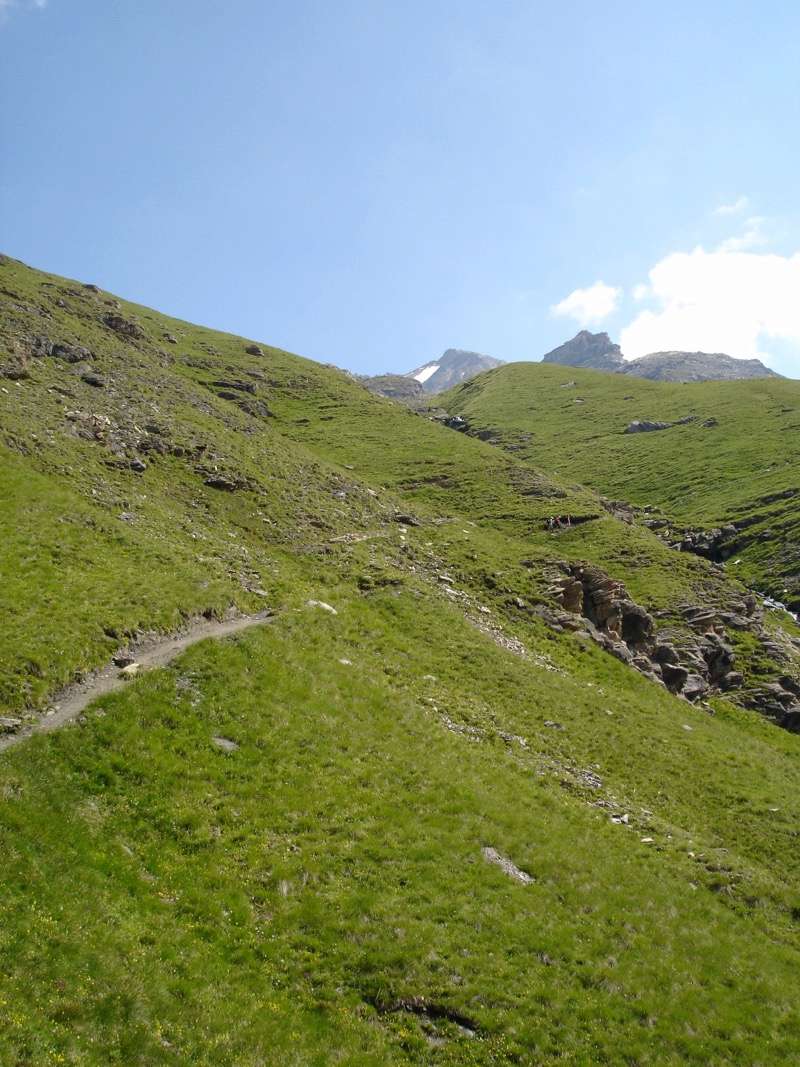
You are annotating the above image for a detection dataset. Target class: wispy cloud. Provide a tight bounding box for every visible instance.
[714,195,749,216]
[718,216,768,253]
[551,281,621,325]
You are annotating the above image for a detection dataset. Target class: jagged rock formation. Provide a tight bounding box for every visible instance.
[542,331,780,382]
[621,350,778,382]
[542,331,624,372]
[540,560,800,728]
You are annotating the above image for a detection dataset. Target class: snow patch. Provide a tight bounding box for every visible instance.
[413,363,440,384]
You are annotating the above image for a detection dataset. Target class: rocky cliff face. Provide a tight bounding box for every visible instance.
[541,331,624,371]
[621,350,778,382]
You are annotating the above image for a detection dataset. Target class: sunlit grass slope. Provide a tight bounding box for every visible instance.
[2,255,800,1064]
[441,361,800,605]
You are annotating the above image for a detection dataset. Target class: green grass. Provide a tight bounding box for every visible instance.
[440,361,800,605]
[3,255,800,1063]
[4,594,800,1064]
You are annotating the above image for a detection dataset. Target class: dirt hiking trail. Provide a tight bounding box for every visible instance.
[0,611,275,754]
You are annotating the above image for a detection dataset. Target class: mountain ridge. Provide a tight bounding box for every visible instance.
[545,329,779,382]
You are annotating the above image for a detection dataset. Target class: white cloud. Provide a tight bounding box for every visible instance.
[620,246,800,365]
[551,281,621,325]
[714,196,749,216]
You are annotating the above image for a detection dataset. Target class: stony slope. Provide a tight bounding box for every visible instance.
[3,255,800,1064]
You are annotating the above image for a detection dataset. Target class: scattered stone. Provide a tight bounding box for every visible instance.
[307,599,338,615]
[481,846,534,885]
[130,458,147,473]
[82,283,101,293]
[119,663,140,678]
[163,333,178,344]
[0,716,23,733]
[245,343,264,356]
[338,658,352,666]
[543,720,563,729]
[81,372,105,388]
[212,735,239,752]
[113,654,136,668]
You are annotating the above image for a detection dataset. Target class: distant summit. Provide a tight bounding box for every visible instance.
[542,331,778,382]
[542,331,624,372]
[621,350,779,383]
[407,348,505,393]
[362,348,504,401]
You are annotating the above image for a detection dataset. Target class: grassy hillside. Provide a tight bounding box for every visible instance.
[440,361,800,609]
[3,255,800,1063]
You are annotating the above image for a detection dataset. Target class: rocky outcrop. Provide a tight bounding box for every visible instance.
[542,331,624,372]
[101,312,145,340]
[623,416,695,434]
[540,561,800,726]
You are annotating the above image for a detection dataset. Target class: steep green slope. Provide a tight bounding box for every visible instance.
[441,361,800,609]
[3,255,800,1064]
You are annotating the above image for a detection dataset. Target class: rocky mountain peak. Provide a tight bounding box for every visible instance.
[541,331,624,371]
[407,348,505,394]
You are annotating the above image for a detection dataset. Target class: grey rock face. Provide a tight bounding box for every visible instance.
[542,331,624,371]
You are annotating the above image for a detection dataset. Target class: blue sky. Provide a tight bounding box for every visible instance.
[3,1,800,375]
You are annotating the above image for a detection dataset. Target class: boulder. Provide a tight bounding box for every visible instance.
[683,674,709,701]
[52,342,92,363]
[102,313,145,339]
[661,662,689,693]
[623,420,673,434]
